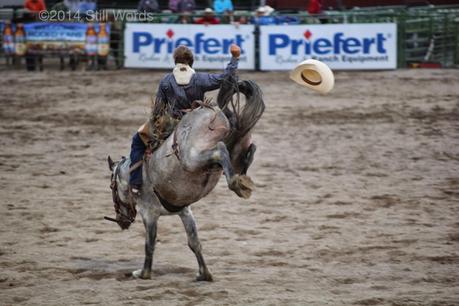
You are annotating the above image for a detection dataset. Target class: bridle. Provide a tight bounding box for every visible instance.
[104,157,137,230]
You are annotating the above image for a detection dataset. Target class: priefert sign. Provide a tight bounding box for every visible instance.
[124,24,255,70]
[260,23,397,70]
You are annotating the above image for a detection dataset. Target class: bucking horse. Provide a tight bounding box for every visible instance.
[106,75,265,280]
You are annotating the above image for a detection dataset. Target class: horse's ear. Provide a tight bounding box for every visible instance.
[108,156,115,171]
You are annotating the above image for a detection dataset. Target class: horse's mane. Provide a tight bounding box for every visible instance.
[217,75,265,151]
[147,97,180,150]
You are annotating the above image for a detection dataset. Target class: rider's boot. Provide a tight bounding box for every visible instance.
[129,132,146,197]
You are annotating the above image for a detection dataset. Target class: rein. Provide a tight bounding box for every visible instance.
[171,129,181,161]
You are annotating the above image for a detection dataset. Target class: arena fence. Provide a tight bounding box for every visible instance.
[293,6,459,68]
[326,7,459,68]
[1,5,459,70]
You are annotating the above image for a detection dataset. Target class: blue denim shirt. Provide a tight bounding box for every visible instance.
[155,57,238,117]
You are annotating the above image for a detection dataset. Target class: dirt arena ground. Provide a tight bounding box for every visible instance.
[0,67,458,305]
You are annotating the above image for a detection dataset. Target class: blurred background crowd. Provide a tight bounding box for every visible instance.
[4,0,459,25]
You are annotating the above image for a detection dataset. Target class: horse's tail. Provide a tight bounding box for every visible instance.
[217,75,265,150]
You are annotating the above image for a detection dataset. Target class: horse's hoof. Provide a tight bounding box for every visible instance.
[229,175,254,199]
[196,273,213,282]
[132,269,151,279]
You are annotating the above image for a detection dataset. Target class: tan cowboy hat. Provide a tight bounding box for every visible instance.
[289,59,335,94]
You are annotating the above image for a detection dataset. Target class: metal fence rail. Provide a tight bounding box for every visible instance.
[390,8,459,67]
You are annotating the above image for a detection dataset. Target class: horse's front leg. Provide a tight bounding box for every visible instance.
[133,205,159,279]
[179,207,213,282]
[213,142,254,199]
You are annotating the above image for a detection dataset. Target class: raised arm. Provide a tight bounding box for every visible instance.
[199,44,241,92]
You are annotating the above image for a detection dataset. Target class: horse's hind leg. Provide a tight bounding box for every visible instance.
[133,205,159,279]
[240,143,257,175]
[179,207,213,282]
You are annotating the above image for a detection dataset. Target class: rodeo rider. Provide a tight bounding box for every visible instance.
[129,43,242,195]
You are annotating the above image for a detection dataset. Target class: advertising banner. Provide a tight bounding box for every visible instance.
[1,22,110,56]
[124,24,255,69]
[260,23,397,70]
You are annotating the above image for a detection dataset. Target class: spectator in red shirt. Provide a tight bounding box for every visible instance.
[195,8,220,25]
[307,0,328,24]
[24,0,47,12]
[307,0,322,15]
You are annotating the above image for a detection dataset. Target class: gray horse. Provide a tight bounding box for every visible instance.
[107,77,264,281]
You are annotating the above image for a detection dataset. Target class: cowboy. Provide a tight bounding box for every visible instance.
[129,43,241,195]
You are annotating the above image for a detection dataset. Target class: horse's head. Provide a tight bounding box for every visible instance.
[105,156,136,230]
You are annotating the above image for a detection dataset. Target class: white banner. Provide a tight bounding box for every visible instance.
[260,23,397,70]
[124,24,255,69]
